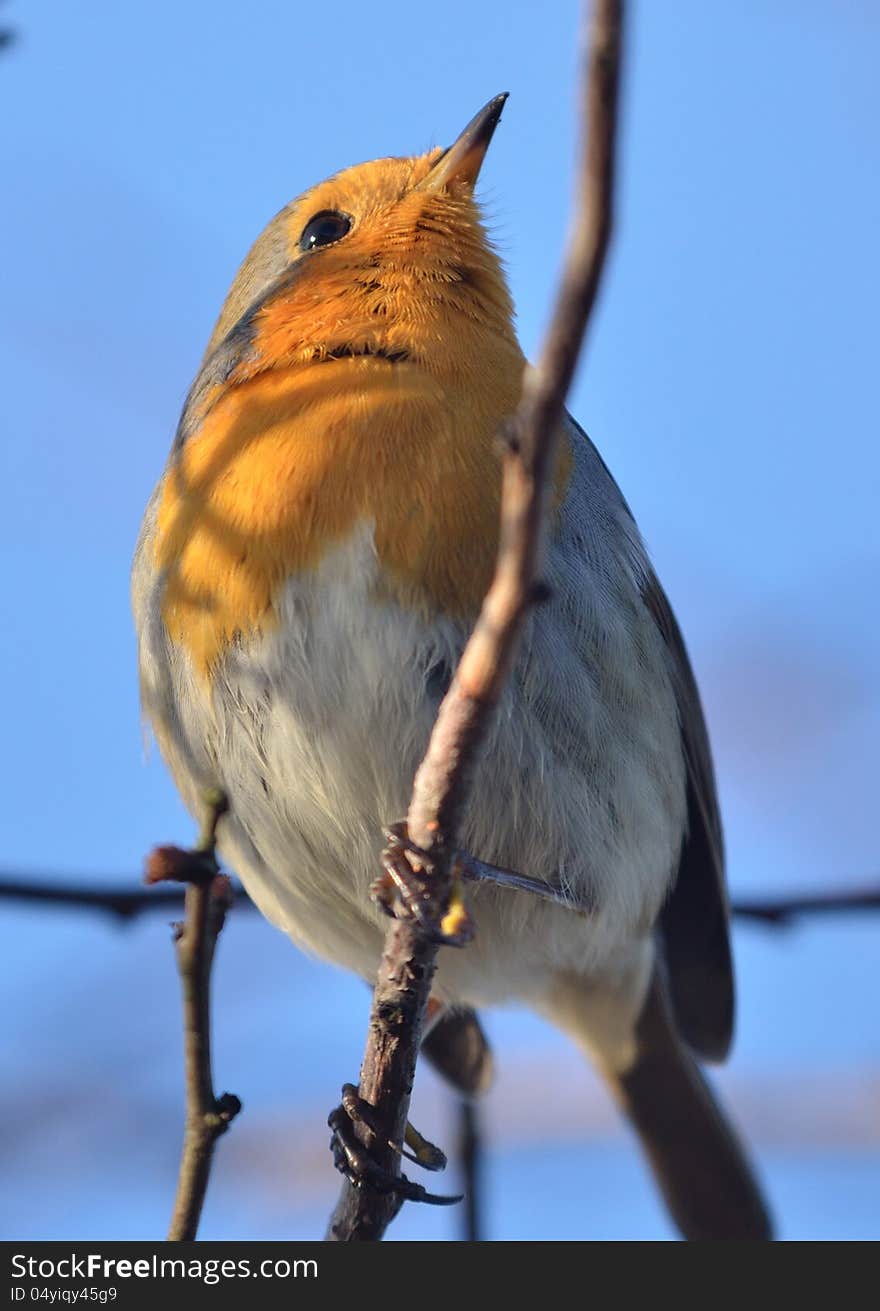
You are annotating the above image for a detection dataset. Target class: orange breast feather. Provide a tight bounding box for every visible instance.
[154,180,569,675]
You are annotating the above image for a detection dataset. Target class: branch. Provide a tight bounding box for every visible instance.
[0,877,196,920]
[732,886,880,926]
[3,872,879,928]
[457,1100,483,1243]
[326,0,625,1242]
[0,0,14,52]
[145,790,242,1241]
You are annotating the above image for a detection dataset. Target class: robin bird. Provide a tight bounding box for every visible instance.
[132,94,772,1240]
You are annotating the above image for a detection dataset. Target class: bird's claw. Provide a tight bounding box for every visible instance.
[328,1083,462,1206]
[372,822,475,947]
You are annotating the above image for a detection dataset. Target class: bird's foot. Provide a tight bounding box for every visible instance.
[328,1083,461,1206]
[372,822,475,946]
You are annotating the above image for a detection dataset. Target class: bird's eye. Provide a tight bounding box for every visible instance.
[299,210,352,252]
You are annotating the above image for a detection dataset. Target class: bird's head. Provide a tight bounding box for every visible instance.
[187,94,521,423]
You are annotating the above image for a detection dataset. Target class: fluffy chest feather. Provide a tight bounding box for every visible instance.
[133,426,687,999]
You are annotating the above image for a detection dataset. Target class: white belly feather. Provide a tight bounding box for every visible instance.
[133,433,687,1009]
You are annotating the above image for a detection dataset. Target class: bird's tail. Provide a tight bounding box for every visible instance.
[544,959,773,1241]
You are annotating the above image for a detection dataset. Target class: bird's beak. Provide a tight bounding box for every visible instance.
[417,93,509,192]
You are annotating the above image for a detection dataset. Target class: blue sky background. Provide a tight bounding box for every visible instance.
[1,0,877,1240]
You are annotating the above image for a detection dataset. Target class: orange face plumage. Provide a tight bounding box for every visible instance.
[154,102,569,674]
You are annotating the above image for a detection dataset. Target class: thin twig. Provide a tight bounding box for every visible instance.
[145,790,242,1242]
[327,0,626,1242]
[457,1100,483,1242]
[0,877,194,920]
[732,886,880,926]
[0,1,15,52]
[2,873,878,927]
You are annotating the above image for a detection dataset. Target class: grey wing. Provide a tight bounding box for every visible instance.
[566,413,734,1062]
[641,574,734,1062]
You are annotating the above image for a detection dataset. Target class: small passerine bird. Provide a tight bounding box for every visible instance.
[133,95,771,1240]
